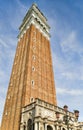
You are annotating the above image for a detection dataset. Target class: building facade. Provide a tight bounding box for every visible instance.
[20,99,83,130]
[1,3,83,130]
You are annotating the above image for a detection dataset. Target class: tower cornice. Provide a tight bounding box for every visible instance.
[18,4,50,40]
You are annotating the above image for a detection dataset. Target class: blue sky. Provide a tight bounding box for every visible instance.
[0,0,83,124]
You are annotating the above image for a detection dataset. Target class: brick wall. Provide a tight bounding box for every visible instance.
[1,24,57,130]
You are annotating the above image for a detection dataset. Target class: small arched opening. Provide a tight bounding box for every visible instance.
[62,128,66,130]
[27,119,34,130]
[47,125,53,130]
[23,125,26,130]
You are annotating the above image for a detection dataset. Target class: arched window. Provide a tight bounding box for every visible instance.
[27,119,32,130]
[47,125,53,130]
[62,128,66,130]
[24,125,26,130]
[27,119,34,130]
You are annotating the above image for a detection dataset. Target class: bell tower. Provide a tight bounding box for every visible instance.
[1,4,57,130]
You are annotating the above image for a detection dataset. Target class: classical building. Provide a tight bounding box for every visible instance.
[1,3,83,130]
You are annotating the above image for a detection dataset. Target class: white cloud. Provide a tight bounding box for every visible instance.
[50,21,83,120]
[57,87,83,96]
[0,70,8,82]
[61,30,83,57]
[51,28,83,81]
[9,0,28,30]
[0,38,9,48]
[61,71,83,81]
[61,31,77,49]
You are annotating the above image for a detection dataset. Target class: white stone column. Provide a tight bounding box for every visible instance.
[45,124,47,130]
[54,125,57,130]
[57,125,61,130]
[20,125,23,130]
[52,125,55,130]
[56,125,59,130]
[39,122,41,130]
[34,122,38,130]
[60,126,62,130]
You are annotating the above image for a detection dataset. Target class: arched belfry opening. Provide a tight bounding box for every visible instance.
[47,125,53,130]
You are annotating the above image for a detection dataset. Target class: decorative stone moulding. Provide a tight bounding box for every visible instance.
[18,4,50,41]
